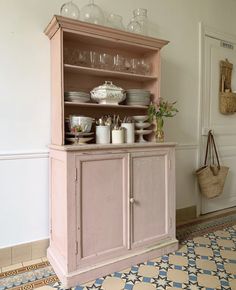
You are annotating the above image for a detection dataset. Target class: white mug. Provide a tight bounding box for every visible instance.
[96,126,110,144]
[121,123,135,143]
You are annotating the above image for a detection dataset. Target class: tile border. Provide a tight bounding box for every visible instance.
[176,206,197,224]
[0,239,49,268]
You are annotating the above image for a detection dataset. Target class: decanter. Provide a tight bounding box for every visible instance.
[60,1,80,20]
[133,8,148,35]
[81,0,105,25]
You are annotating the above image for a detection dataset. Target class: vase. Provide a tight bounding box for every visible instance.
[155,117,164,142]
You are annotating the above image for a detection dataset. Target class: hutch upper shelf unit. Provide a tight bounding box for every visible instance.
[45,16,178,288]
[44,15,169,146]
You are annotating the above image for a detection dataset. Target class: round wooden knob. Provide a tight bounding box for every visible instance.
[130,197,135,204]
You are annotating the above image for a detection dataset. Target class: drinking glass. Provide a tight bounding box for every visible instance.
[140,59,151,75]
[64,47,77,65]
[76,50,89,66]
[130,58,140,74]
[99,53,114,70]
[89,51,99,68]
[113,54,125,71]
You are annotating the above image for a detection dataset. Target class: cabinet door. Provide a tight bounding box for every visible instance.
[75,153,128,266]
[130,150,174,249]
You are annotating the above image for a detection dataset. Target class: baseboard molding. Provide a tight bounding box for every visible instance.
[176,206,197,224]
[0,239,49,268]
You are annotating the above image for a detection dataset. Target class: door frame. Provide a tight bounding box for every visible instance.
[197,23,236,215]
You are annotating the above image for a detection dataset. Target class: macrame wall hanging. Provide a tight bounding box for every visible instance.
[219,58,236,114]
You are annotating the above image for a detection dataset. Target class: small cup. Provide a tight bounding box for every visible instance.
[112,129,124,144]
[96,125,110,144]
[121,123,134,143]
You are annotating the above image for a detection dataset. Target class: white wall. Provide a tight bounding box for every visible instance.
[1,0,236,248]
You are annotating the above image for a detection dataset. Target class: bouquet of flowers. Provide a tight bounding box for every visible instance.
[148,98,178,142]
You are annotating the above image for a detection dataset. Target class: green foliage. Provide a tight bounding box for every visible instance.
[148,98,178,122]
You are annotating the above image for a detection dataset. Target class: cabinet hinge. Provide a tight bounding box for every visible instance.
[75,168,78,181]
[75,241,79,255]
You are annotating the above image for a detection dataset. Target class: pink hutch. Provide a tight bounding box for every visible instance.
[44,15,178,288]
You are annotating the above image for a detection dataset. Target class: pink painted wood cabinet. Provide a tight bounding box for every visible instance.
[48,144,178,287]
[45,16,178,287]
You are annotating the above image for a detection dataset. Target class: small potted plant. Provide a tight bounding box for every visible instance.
[148,98,178,142]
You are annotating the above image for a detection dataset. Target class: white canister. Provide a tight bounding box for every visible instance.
[121,122,135,143]
[112,129,125,144]
[96,125,110,144]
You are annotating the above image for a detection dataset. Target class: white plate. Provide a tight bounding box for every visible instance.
[132,115,149,122]
[65,98,91,104]
[66,132,94,136]
[126,89,150,93]
[135,122,151,129]
[66,137,94,144]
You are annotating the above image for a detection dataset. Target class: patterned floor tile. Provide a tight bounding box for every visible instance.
[101,276,125,290]
[3,222,236,290]
[197,273,221,288]
[138,265,158,278]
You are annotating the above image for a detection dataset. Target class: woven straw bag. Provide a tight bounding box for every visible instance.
[196,131,229,199]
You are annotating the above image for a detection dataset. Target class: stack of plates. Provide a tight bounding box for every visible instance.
[66,132,94,144]
[64,91,90,103]
[126,89,151,106]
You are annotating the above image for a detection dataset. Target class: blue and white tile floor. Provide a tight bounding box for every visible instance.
[2,225,236,289]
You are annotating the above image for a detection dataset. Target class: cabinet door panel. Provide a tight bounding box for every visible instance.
[76,153,128,265]
[131,151,169,248]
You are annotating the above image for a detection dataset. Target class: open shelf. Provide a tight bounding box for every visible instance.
[64,101,148,110]
[64,64,157,82]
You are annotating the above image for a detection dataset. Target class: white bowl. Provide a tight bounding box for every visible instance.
[135,122,151,129]
[69,116,94,132]
[132,115,149,122]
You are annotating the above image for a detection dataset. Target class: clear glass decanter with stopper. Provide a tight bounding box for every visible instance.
[133,8,148,35]
[127,18,142,34]
[60,1,80,20]
[81,0,105,25]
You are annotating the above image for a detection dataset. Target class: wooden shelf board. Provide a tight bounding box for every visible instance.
[64,64,157,82]
[64,102,148,110]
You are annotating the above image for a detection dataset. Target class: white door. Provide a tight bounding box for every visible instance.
[201,35,236,214]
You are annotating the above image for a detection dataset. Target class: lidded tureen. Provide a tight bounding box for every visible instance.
[90,81,126,105]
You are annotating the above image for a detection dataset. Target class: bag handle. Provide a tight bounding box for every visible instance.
[204,130,220,168]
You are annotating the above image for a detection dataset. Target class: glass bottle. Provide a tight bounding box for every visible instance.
[133,8,148,35]
[60,1,80,20]
[81,0,105,25]
[106,14,125,30]
[127,18,142,34]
